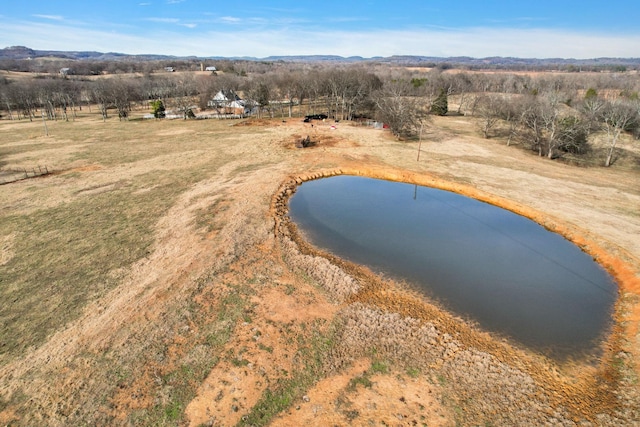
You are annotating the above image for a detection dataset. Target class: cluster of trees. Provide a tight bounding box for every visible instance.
[0,57,293,77]
[0,68,385,122]
[369,68,640,164]
[0,74,205,122]
[472,87,640,165]
[1,62,639,166]
[3,54,638,76]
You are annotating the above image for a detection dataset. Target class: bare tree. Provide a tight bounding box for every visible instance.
[245,78,272,119]
[91,79,112,121]
[519,96,546,156]
[35,80,60,121]
[475,94,502,138]
[578,88,606,135]
[555,116,589,156]
[274,73,301,118]
[633,99,640,140]
[599,100,639,166]
[112,79,139,120]
[449,72,473,114]
[306,70,329,115]
[538,94,562,159]
[0,82,15,120]
[343,69,382,120]
[501,74,531,95]
[195,74,219,110]
[498,96,526,146]
[373,80,428,139]
[166,75,198,119]
[16,81,38,120]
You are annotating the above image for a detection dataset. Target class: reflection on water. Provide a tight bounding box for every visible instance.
[289,175,617,359]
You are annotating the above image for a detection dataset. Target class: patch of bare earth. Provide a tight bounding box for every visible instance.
[273,358,453,426]
[0,232,16,266]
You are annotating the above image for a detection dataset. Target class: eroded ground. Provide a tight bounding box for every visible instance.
[0,115,639,426]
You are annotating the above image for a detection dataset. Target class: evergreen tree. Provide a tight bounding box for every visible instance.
[431,88,448,116]
[150,99,165,119]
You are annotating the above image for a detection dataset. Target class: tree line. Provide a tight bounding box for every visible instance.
[2,55,637,75]
[1,63,639,166]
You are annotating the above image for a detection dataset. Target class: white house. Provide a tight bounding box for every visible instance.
[210,89,240,103]
[205,66,217,72]
[207,90,252,116]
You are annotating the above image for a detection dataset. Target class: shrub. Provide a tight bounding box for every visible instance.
[557,116,589,155]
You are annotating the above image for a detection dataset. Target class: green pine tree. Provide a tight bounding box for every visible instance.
[431,89,448,116]
[150,99,165,119]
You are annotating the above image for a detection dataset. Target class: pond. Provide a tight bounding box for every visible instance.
[288,175,618,360]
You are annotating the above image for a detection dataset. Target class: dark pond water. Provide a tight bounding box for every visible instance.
[289,175,617,359]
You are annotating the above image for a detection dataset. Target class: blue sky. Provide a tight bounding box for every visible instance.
[0,1,638,58]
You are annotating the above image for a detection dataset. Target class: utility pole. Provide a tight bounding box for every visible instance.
[42,111,49,137]
[417,120,424,161]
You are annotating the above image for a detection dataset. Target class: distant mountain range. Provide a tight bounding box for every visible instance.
[2,45,640,68]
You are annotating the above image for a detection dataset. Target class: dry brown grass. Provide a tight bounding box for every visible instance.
[0,105,639,426]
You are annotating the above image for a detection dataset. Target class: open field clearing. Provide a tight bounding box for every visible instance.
[1,109,639,426]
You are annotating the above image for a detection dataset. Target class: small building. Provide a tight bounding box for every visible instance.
[210,89,241,103]
[164,67,175,72]
[59,67,71,76]
[205,66,217,72]
[207,90,252,116]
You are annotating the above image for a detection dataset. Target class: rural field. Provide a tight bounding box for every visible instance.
[1,103,640,426]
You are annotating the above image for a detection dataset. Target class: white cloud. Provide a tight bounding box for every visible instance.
[218,16,242,24]
[144,17,180,24]
[2,19,639,59]
[143,17,197,29]
[32,14,64,21]
[326,16,370,24]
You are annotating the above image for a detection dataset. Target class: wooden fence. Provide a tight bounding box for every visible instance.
[0,166,51,185]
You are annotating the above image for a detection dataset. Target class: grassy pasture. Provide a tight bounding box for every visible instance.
[0,103,639,426]
[1,114,248,366]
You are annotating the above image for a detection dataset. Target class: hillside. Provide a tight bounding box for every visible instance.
[2,45,640,70]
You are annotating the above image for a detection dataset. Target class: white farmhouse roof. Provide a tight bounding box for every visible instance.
[212,89,240,102]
